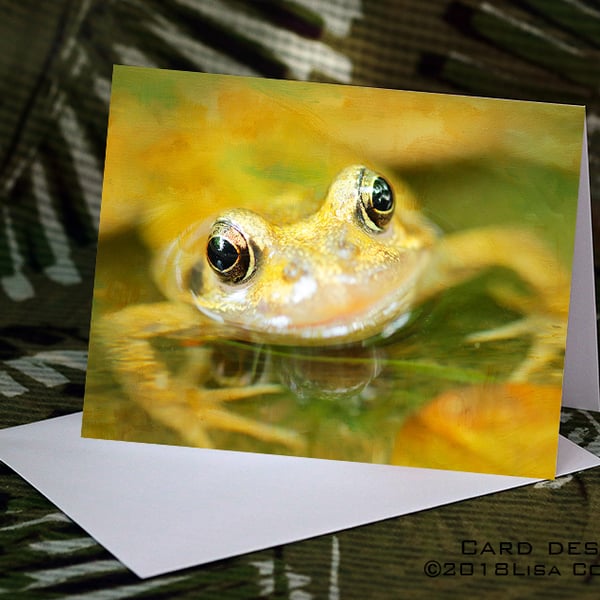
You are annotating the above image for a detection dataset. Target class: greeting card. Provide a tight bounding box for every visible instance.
[81,66,595,479]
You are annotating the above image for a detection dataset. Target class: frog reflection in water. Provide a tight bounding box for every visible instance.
[99,166,568,451]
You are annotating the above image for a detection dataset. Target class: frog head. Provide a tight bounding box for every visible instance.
[158,166,437,345]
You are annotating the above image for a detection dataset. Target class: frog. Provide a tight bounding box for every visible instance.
[91,164,570,452]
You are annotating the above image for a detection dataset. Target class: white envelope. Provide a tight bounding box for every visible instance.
[0,412,598,579]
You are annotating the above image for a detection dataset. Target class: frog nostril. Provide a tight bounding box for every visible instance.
[335,237,358,260]
[282,261,303,282]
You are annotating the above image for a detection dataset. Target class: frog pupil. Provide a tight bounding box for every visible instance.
[208,236,238,272]
[372,177,393,212]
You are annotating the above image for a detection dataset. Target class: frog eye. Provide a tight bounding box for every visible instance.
[357,171,395,232]
[206,220,256,283]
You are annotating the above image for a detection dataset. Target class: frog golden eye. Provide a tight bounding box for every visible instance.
[206,220,256,283]
[357,171,395,232]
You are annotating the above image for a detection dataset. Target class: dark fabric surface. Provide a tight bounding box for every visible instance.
[1,0,600,596]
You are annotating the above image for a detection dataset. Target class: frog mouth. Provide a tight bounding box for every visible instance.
[195,275,421,346]
[266,290,417,345]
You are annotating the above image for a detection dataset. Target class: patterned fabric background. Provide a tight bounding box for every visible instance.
[1,1,600,597]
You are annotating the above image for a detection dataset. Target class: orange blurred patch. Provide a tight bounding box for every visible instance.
[392,383,562,478]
